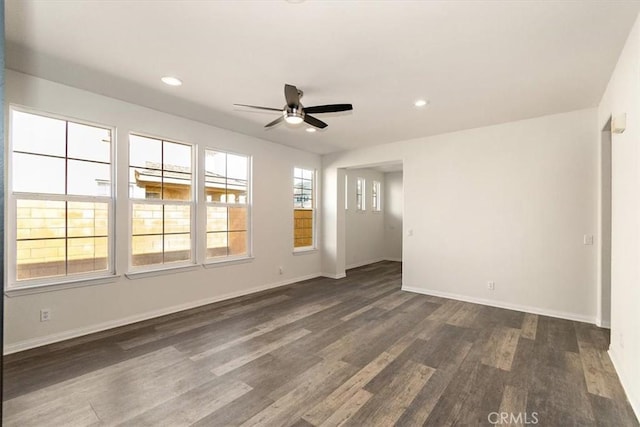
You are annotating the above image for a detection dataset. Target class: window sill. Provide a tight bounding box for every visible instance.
[293,248,318,255]
[125,264,201,280]
[5,274,121,297]
[203,256,254,268]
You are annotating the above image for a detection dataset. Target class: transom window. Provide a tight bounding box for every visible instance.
[293,167,315,249]
[9,109,114,286]
[129,134,194,268]
[205,150,251,260]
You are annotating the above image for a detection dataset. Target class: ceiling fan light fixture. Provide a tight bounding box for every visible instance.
[285,115,304,125]
[284,107,304,125]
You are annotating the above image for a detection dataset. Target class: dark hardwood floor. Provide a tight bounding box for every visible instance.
[3,261,638,426]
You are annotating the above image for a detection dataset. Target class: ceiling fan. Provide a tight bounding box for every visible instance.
[234,84,353,130]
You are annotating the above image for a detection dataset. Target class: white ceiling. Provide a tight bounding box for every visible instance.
[5,1,640,154]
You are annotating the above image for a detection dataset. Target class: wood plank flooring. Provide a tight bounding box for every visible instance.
[3,261,638,426]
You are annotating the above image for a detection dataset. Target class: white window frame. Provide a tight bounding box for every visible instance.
[345,174,349,210]
[128,132,196,274]
[356,177,366,211]
[372,180,381,212]
[6,105,116,291]
[203,148,253,264]
[293,167,317,252]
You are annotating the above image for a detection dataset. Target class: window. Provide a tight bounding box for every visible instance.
[129,134,194,269]
[372,180,381,212]
[205,150,251,260]
[293,167,315,249]
[345,174,349,210]
[356,177,365,211]
[9,109,114,287]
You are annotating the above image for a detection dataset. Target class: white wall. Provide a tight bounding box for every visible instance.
[3,70,322,352]
[323,108,598,322]
[597,14,640,420]
[384,171,403,261]
[344,168,385,269]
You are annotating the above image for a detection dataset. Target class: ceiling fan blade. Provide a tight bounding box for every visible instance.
[303,104,353,114]
[303,114,328,129]
[265,115,285,128]
[234,103,282,112]
[284,84,300,107]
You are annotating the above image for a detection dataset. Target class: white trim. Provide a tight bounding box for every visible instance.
[125,263,201,279]
[3,272,322,355]
[595,317,611,329]
[401,285,596,324]
[203,256,254,268]
[322,272,347,279]
[5,274,121,297]
[293,248,318,255]
[609,348,640,423]
[346,257,386,270]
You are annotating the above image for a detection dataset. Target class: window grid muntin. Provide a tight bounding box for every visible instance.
[356,177,365,211]
[205,149,251,260]
[372,180,381,212]
[9,108,114,287]
[293,167,315,249]
[129,134,194,269]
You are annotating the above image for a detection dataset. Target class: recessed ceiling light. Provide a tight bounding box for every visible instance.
[161,76,183,86]
[306,128,316,133]
[414,99,428,107]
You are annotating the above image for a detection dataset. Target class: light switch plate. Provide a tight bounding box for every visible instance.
[583,235,594,245]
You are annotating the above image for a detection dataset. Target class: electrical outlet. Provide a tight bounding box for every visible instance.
[40,309,51,322]
[278,266,284,275]
[487,281,495,291]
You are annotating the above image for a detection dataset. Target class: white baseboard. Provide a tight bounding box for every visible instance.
[401,286,596,324]
[609,348,640,423]
[346,257,386,270]
[4,272,322,355]
[322,272,346,280]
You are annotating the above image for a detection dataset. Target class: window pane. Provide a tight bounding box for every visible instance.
[132,235,163,266]
[229,231,247,256]
[207,206,228,232]
[229,207,247,231]
[68,202,109,237]
[205,151,226,178]
[12,110,66,157]
[227,154,247,180]
[67,160,111,196]
[67,122,111,163]
[302,169,313,180]
[132,204,163,235]
[163,171,191,200]
[130,135,161,168]
[16,200,65,239]
[16,238,66,280]
[164,233,191,263]
[163,141,192,173]
[207,232,228,258]
[130,167,161,199]
[67,237,108,274]
[294,209,313,248]
[13,153,65,194]
[164,205,190,234]
[294,168,302,178]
